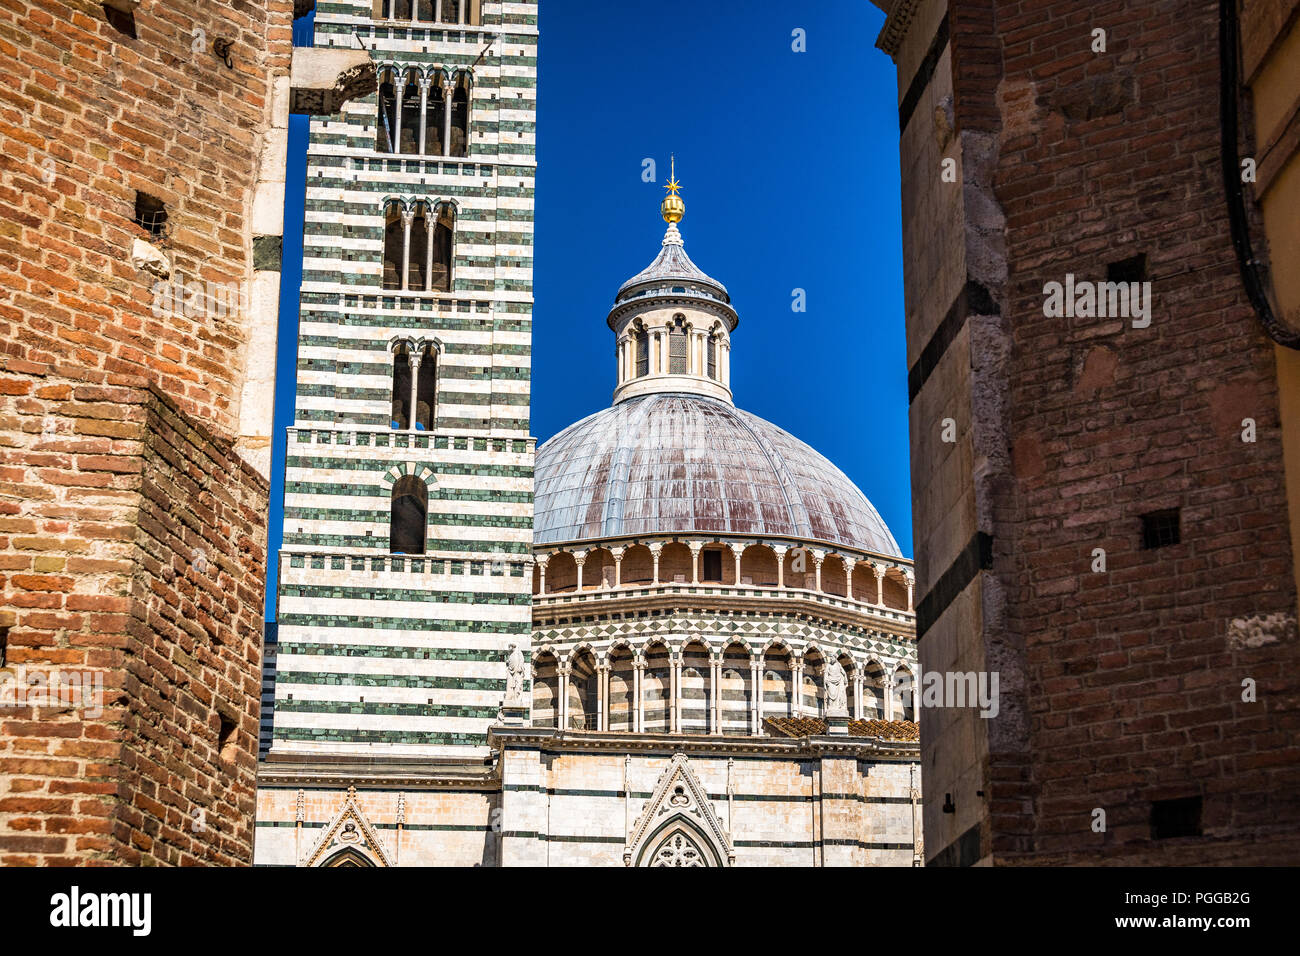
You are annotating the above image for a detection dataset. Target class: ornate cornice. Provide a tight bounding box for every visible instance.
[532,587,916,645]
[258,752,499,791]
[488,726,920,761]
[876,0,924,57]
[534,531,913,571]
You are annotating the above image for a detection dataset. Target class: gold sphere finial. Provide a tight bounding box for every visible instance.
[661,153,684,224]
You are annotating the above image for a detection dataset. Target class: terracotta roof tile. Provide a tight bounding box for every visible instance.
[762,716,919,741]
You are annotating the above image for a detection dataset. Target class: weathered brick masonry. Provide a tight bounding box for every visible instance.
[872,0,1300,865]
[0,0,294,863]
[0,372,267,865]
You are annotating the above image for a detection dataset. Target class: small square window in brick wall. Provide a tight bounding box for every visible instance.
[1151,796,1202,839]
[103,3,137,39]
[218,713,239,766]
[134,192,168,238]
[1141,508,1181,549]
[1107,253,1148,284]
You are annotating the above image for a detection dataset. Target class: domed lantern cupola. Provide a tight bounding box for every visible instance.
[608,158,739,406]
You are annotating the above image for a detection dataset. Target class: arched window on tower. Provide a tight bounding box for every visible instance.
[373,0,413,20]
[383,202,404,290]
[668,315,688,375]
[707,334,717,380]
[427,78,447,156]
[398,70,421,154]
[634,326,649,377]
[376,68,399,152]
[408,202,429,290]
[413,343,437,430]
[391,343,412,429]
[389,476,428,555]
[440,0,459,22]
[429,202,454,293]
[415,0,435,20]
[383,201,440,292]
[449,73,470,157]
[391,342,438,430]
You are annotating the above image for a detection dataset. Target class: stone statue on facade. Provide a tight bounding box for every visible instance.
[504,643,527,704]
[824,656,849,718]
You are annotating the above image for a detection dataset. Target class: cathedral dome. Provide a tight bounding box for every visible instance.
[533,392,901,555]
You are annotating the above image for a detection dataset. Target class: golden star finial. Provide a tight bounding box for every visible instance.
[660,154,685,224]
[664,153,681,195]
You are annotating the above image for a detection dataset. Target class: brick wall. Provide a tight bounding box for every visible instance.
[0,370,268,864]
[0,0,292,433]
[877,0,1300,864]
[0,0,291,864]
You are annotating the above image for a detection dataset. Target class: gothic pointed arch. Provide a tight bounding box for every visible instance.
[625,752,733,867]
[304,786,394,867]
[321,847,375,867]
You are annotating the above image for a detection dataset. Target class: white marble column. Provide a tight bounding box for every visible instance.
[558,663,570,728]
[399,207,414,290]
[440,73,455,157]
[773,545,787,588]
[424,205,436,291]
[611,547,624,587]
[633,660,644,733]
[670,655,680,733]
[710,657,720,733]
[597,662,608,732]
[392,75,405,154]
[417,76,431,153]
[408,349,421,429]
[574,551,585,591]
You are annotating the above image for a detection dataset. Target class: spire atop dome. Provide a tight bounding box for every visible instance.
[608,165,739,407]
[660,154,684,224]
[615,161,729,302]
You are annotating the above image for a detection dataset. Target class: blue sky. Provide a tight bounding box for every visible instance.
[267,0,907,616]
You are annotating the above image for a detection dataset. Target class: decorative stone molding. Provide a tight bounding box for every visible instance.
[624,753,734,867]
[303,786,395,867]
[874,0,923,57]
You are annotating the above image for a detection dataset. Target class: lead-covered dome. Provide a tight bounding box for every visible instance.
[533,393,901,555]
